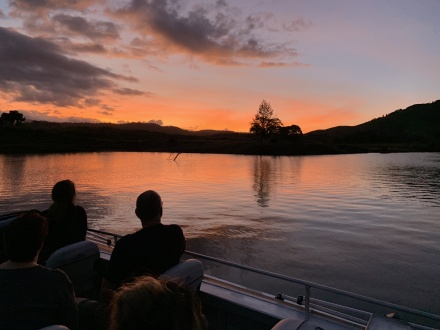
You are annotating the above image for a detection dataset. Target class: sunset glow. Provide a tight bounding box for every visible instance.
[1,0,439,133]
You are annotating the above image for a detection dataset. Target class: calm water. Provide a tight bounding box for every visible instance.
[1,152,439,315]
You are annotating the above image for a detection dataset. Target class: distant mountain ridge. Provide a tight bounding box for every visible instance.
[307,100,440,148]
[1,99,439,155]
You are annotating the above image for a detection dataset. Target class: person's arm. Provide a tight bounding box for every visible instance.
[76,206,88,240]
[175,225,186,255]
[57,272,79,330]
[100,239,126,304]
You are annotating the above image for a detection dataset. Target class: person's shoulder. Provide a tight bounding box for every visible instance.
[24,266,72,285]
[75,205,87,215]
[163,224,184,235]
[165,223,183,230]
[113,231,137,248]
[42,266,71,280]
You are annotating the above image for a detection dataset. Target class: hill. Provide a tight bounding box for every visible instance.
[306,100,440,153]
[0,100,439,155]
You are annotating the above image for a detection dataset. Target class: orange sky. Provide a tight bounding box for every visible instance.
[0,1,439,133]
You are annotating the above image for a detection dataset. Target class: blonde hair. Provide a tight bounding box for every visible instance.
[109,276,206,330]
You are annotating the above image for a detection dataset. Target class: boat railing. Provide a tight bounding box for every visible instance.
[86,228,440,330]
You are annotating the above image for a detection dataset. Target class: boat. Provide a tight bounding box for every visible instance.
[1,212,440,330]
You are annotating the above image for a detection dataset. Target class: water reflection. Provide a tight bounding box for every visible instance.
[0,156,27,194]
[252,156,273,207]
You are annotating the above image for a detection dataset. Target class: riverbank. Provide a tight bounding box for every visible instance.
[1,122,438,156]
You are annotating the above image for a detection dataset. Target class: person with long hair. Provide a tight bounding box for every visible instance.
[38,179,88,264]
[109,276,206,330]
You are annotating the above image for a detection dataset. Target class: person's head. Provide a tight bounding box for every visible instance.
[5,211,48,262]
[135,190,163,223]
[52,179,76,204]
[109,276,205,330]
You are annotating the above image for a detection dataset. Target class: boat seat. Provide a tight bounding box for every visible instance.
[271,318,304,330]
[366,314,412,329]
[45,240,100,297]
[39,325,70,330]
[159,258,204,291]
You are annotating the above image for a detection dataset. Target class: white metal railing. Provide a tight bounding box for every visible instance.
[86,228,440,329]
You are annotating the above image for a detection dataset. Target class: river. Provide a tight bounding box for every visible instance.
[1,152,439,315]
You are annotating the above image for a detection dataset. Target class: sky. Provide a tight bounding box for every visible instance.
[0,0,439,133]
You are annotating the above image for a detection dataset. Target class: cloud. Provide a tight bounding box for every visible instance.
[52,14,121,41]
[112,0,300,65]
[10,0,99,15]
[8,0,307,66]
[259,61,311,68]
[0,27,137,107]
[18,109,101,123]
[114,87,149,96]
[147,119,163,125]
[98,110,113,116]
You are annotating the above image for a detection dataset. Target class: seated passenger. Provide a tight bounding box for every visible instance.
[109,276,206,330]
[0,211,78,330]
[101,190,185,303]
[39,179,88,264]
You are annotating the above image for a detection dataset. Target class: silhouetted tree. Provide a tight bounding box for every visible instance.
[0,111,26,125]
[250,100,282,145]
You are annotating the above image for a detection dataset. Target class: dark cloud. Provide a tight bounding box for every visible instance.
[97,110,113,116]
[84,98,101,107]
[113,0,298,63]
[147,119,163,125]
[114,87,149,96]
[52,14,121,41]
[8,0,304,66]
[67,42,108,54]
[0,27,137,107]
[100,104,115,112]
[10,0,98,14]
[18,109,102,123]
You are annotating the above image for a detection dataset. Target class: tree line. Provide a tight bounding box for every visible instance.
[0,110,26,125]
[2,102,302,141]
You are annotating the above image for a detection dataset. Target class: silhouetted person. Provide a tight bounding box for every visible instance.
[39,179,88,264]
[0,211,78,330]
[109,276,206,330]
[101,190,185,303]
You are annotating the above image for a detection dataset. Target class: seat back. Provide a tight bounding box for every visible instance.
[159,259,204,291]
[271,318,304,330]
[45,241,100,297]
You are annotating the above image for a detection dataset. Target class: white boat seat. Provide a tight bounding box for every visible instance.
[271,318,304,330]
[45,240,100,297]
[39,325,70,330]
[159,258,204,291]
[366,314,412,329]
